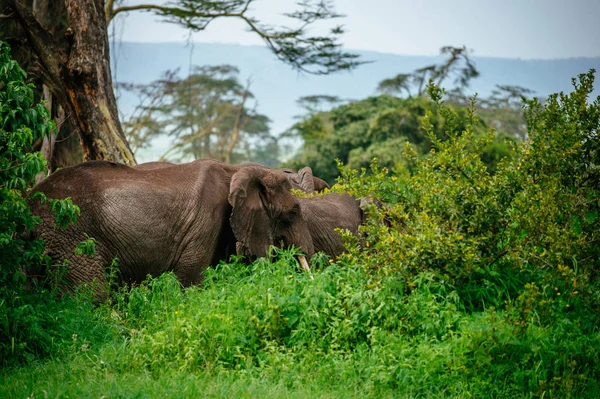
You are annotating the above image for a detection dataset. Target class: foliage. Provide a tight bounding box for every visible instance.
[106,0,363,75]
[377,44,530,141]
[453,84,534,141]
[74,235,97,257]
[120,65,275,164]
[336,71,599,305]
[0,41,84,365]
[289,45,534,183]
[2,251,599,397]
[287,94,514,183]
[296,94,344,114]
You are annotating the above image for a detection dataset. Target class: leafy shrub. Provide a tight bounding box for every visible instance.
[330,72,600,395]
[336,71,599,309]
[0,41,94,366]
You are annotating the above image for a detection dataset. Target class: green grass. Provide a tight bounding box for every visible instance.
[2,252,599,398]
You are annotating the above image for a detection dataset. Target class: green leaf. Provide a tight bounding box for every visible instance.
[570,216,582,235]
[584,211,598,224]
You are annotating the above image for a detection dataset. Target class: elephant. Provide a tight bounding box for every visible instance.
[133,161,175,170]
[27,159,328,291]
[229,166,366,270]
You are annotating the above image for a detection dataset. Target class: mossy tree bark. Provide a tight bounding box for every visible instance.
[8,0,136,165]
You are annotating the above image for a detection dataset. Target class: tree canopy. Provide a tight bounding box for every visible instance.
[287,95,520,184]
[121,65,273,163]
[287,46,530,182]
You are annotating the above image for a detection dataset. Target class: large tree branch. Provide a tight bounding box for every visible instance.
[109,4,188,22]
[104,0,115,23]
[105,0,361,74]
[107,0,285,40]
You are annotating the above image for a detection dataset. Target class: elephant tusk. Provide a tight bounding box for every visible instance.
[297,255,314,280]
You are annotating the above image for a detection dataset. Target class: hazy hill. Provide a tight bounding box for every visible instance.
[111,42,600,160]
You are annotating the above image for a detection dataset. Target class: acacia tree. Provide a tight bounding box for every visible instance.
[375,45,531,140]
[121,65,271,163]
[1,0,361,165]
[377,46,479,98]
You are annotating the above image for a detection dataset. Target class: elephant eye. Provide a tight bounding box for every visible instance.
[289,204,300,216]
[277,204,299,226]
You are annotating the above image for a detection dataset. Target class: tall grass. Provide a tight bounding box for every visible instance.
[2,251,599,398]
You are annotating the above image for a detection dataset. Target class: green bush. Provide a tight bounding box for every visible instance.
[330,72,600,395]
[0,41,97,366]
[336,72,599,307]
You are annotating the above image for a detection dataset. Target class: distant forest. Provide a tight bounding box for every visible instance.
[112,42,600,132]
[113,42,600,166]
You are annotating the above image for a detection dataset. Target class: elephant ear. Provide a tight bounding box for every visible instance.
[297,167,315,193]
[228,167,275,258]
[297,166,331,193]
[300,166,330,193]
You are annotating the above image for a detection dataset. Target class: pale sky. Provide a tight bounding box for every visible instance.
[112,0,600,59]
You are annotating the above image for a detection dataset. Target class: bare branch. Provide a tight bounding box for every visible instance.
[109,2,285,39]
[109,4,192,22]
[104,0,115,23]
[105,0,362,74]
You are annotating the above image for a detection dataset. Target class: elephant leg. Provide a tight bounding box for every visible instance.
[62,255,109,296]
[39,226,112,297]
[174,249,213,286]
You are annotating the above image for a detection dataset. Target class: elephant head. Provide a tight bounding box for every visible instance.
[229,166,315,269]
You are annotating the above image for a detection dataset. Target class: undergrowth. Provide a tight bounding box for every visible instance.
[2,256,599,398]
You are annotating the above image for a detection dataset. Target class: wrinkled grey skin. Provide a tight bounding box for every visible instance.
[229,166,364,261]
[133,161,175,170]
[28,159,328,291]
[300,193,364,258]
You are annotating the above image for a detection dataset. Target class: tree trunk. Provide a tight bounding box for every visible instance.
[225,85,251,164]
[9,0,137,165]
[52,117,83,170]
[62,0,135,164]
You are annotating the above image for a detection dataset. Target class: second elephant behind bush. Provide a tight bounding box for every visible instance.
[229,166,366,262]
